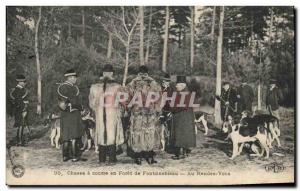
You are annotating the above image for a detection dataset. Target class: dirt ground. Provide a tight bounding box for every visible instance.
[6,107,295,181]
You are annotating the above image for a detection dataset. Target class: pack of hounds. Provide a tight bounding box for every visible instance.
[44,108,280,160]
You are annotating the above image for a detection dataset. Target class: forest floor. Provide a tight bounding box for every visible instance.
[6,107,295,184]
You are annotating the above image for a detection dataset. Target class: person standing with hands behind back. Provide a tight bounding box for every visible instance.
[10,74,29,146]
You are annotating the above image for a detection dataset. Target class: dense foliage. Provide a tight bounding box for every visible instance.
[6,6,295,119]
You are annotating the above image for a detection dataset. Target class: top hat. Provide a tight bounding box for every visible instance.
[223,81,230,86]
[176,75,186,83]
[103,64,114,73]
[162,73,171,81]
[139,65,149,74]
[64,69,77,77]
[269,79,277,84]
[16,74,26,82]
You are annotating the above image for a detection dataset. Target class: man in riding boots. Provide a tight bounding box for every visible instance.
[57,69,84,162]
[10,74,29,146]
[217,81,238,121]
[266,79,283,120]
[89,64,124,165]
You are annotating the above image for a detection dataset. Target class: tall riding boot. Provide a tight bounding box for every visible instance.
[134,152,142,165]
[71,139,79,162]
[62,141,71,162]
[108,145,117,165]
[16,126,20,144]
[148,151,157,164]
[98,145,106,163]
[172,147,182,160]
[144,151,150,164]
[17,126,24,146]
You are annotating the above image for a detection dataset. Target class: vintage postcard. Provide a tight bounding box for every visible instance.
[6,6,295,185]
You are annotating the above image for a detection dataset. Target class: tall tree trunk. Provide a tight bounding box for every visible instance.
[178,25,182,48]
[190,6,195,69]
[139,6,145,65]
[268,7,274,48]
[214,6,224,124]
[107,33,113,59]
[81,8,86,46]
[68,18,71,39]
[162,6,169,72]
[122,43,130,86]
[258,51,262,110]
[35,6,42,115]
[210,6,216,60]
[258,82,262,110]
[145,6,152,65]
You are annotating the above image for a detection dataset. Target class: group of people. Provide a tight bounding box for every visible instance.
[217,79,282,121]
[56,64,197,165]
[9,64,283,165]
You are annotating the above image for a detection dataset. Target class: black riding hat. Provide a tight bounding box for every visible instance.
[162,73,171,81]
[139,65,149,74]
[103,64,114,73]
[269,79,277,84]
[64,69,77,77]
[16,74,26,82]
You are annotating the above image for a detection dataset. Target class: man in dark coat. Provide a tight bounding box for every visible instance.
[57,69,84,162]
[171,75,196,160]
[219,82,238,121]
[237,80,254,113]
[266,79,282,119]
[160,73,175,153]
[10,74,29,146]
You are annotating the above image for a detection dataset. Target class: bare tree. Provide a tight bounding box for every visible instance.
[107,33,113,59]
[214,6,225,124]
[210,6,216,59]
[35,6,42,115]
[145,6,152,65]
[68,12,72,39]
[190,6,195,69]
[258,51,262,110]
[257,7,274,110]
[139,6,144,65]
[81,8,86,46]
[268,7,274,48]
[162,6,170,72]
[99,7,140,86]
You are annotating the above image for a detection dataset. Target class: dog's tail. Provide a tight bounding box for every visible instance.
[276,117,280,130]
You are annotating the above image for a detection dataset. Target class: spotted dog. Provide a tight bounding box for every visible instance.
[222,115,269,160]
[80,109,96,151]
[44,113,61,149]
[194,112,209,135]
[241,111,281,148]
[159,112,173,151]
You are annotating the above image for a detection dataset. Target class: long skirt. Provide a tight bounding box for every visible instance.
[172,109,196,148]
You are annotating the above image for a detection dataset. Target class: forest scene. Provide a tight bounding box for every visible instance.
[6,6,294,117]
[6,6,295,185]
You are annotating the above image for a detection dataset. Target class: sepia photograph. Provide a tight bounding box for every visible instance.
[5,5,295,186]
